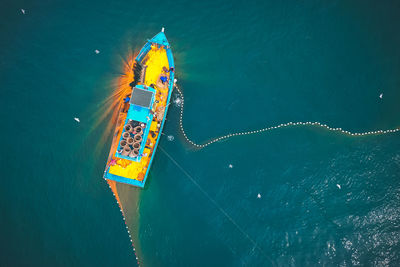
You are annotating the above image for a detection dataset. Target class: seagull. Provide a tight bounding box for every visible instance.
[94,49,100,54]
[21,9,26,14]
[228,164,233,168]
[336,184,341,189]
[379,93,383,99]
[257,193,262,199]
[74,117,80,123]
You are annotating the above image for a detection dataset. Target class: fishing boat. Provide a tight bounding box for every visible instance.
[103,29,174,188]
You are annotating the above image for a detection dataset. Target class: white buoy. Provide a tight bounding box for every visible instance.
[379,93,383,99]
[336,184,341,189]
[95,49,100,54]
[257,193,262,199]
[174,97,182,107]
[74,117,80,123]
[21,9,26,14]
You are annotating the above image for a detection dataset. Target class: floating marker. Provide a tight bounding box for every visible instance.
[174,97,182,106]
[74,117,80,123]
[257,193,261,199]
[95,49,100,54]
[379,93,383,99]
[228,164,233,169]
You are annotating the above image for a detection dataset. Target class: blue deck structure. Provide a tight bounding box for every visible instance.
[104,30,175,188]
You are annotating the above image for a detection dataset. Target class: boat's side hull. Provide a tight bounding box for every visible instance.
[140,46,175,186]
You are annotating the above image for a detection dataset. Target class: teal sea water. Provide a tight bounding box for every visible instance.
[1,0,400,266]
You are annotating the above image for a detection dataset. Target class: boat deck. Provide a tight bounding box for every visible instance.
[104,37,173,187]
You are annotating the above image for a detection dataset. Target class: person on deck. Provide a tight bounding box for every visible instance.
[122,95,130,112]
[160,76,168,84]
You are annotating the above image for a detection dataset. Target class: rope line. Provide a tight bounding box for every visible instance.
[104,178,141,266]
[174,86,399,149]
[159,147,275,266]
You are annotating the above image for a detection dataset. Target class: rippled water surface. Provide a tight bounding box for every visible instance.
[1,0,400,266]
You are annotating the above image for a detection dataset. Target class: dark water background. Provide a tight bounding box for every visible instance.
[1,0,400,266]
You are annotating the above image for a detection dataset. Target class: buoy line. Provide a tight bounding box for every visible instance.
[104,178,141,266]
[174,85,399,149]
